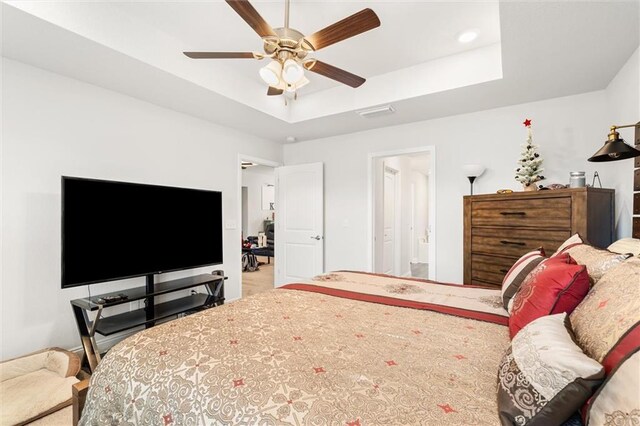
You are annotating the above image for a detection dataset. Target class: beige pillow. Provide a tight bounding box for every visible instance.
[608,238,640,257]
[562,244,630,285]
[570,257,640,364]
[552,234,630,285]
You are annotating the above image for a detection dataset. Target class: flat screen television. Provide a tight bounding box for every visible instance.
[62,176,223,288]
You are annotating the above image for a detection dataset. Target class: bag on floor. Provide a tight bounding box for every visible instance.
[242,252,259,272]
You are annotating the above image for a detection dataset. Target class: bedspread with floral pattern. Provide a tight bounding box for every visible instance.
[80,275,509,425]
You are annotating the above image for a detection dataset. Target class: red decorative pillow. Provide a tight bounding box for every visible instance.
[508,253,590,339]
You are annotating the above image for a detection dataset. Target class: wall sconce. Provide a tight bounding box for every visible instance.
[462,164,486,195]
[588,122,640,162]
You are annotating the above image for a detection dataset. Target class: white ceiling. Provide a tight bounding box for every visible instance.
[116,0,501,95]
[2,1,638,143]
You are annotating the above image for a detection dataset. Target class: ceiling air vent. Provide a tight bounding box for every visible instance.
[356,105,395,118]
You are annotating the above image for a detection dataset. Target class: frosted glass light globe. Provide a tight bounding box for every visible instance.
[282,59,304,84]
[259,60,282,86]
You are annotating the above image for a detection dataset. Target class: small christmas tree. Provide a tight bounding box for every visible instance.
[515,119,545,190]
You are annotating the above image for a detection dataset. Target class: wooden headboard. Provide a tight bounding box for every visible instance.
[634,122,640,239]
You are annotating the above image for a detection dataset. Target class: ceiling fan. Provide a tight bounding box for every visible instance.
[183,0,381,99]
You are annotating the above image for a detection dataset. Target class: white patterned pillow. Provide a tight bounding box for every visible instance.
[501,248,546,311]
[552,234,584,256]
[497,313,604,426]
[586,348,640,425]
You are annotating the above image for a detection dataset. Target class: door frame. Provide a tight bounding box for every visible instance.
[410,182,416,263]
[367,146,437,280]
[237,154,281,298]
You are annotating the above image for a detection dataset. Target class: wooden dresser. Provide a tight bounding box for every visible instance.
[463,187,615,287]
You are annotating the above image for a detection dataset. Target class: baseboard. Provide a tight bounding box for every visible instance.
[69,330,140,358]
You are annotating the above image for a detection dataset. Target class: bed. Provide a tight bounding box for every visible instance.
[79,272,512,425]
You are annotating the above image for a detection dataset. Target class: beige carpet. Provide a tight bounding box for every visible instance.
[242,256,274,298]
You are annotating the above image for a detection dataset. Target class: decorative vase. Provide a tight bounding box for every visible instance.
[523,183,538,192]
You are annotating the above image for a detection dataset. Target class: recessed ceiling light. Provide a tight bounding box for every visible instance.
[458,31,478,43]
[285,136,297,143]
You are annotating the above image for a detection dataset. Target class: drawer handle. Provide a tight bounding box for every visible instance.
[500,211,526,216]
[500,240,526,246]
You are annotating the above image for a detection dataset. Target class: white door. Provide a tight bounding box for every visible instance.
[382,167,397,275]
[275,163,324,285]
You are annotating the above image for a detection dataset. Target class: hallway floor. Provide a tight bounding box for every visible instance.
[242,256,274,298]
[410,262,429,279]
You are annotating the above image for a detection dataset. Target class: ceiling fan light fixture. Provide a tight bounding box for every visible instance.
[186,1,381,98]
[282,59,305,84]
[286,76,310,92]
[259,60,282,86]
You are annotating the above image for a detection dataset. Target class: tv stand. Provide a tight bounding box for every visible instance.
[70,272,226,372]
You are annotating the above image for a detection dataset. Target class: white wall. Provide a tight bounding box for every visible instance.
[605,46,639,237]
[1,59,282,359]
[284,88,636,283]
[241,167,275,237]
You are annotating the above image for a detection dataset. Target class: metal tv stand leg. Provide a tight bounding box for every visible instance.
[72,303,102,372]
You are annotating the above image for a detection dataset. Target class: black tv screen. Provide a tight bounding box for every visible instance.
[62,177,223,288]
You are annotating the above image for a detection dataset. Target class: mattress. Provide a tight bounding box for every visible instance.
[80,272,510,425]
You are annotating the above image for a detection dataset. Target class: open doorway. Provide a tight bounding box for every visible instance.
[239,157,278,298]
[370,148,435,280]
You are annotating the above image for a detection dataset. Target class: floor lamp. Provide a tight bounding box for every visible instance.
[462,164,486,196]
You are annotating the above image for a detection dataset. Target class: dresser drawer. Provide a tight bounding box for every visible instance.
[471,269,503,287]
[472,228,570,257]
[472,253,517,274]
[471,197,571,228]
[471,254,518,286]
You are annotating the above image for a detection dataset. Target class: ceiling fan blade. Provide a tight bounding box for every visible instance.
[304,60,365,88]
[267,86,284,96]
[302,8,380,51]
[226,0,277,38]
[184,52,255,59]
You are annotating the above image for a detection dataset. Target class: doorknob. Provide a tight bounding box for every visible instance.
[311,235,322,240]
